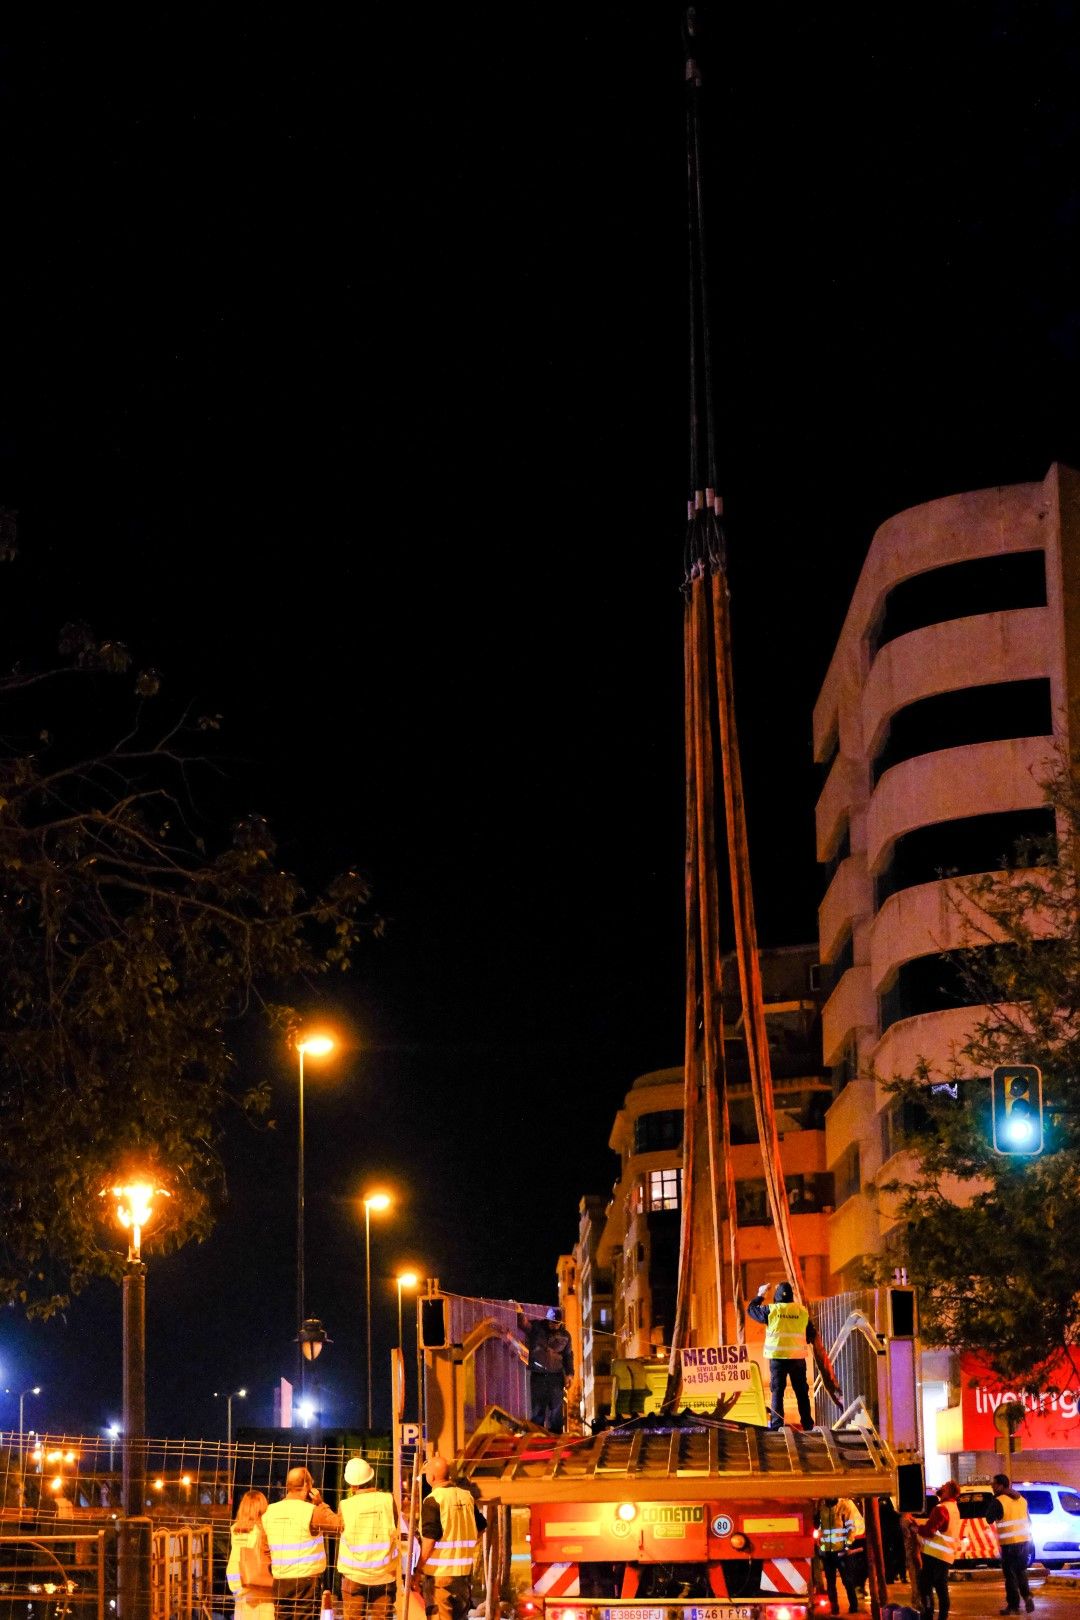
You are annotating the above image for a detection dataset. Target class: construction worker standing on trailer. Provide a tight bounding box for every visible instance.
[749,1280,816,1431]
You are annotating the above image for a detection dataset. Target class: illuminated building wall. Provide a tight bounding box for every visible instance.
[813,463,1080,1287]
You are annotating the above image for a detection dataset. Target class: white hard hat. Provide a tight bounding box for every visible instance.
[344,1458,374,1487]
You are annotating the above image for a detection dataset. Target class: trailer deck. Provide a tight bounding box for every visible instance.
[455,1415,897,1505]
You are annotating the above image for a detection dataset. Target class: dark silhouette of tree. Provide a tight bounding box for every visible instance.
[0,618,376,1316]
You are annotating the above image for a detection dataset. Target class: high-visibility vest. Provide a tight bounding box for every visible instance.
[764,1303,809,1360]
[426,1485,479,1579]
[818,1504,855,1553]
[338,1490,399,1584]
[923,1500,961,1565]
[262,1496,327,1579]
[226,1526,273,1596]
[995,1493,1033,1547]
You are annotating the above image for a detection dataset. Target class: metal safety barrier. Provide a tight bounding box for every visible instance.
[151,1525,214,1620]
[0,1530,108,1620]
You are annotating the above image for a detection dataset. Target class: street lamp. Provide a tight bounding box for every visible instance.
[363,1192,392,1429]
[294,1032,335,1391]
[104,1178,168,1620]
[4,1386,41,1476]
[214,1388,247,1449]
[106,1424,121,1473]
[395,1272,419,1352]
[103,1179,169,1519]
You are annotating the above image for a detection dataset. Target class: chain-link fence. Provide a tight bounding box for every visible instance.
[0,1433,400,1620]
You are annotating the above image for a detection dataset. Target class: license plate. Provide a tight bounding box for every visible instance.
[595,1609,758,1620]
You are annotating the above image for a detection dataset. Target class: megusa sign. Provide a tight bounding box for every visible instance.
[961,1351,1080,1449]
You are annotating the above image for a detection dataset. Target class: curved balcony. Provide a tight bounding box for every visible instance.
[849,480,1047,648]
[816,754,863,863]
[869,877,1012,995]
[866,735,1053,875]
[819,852,872,965]
[863,607,1051,759]
[871,1004,990,1083]
[821,965,873,1068]
[829,1190,879,1276]
[824,1077,878,1167]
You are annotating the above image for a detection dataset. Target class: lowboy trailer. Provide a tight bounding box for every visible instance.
[454,1413,898,1620]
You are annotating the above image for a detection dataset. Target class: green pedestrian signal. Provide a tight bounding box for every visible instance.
[991,1064,1043,1155]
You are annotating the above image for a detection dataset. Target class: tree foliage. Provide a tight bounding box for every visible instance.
[0,623,375,1315]
[878,751,1080,1387]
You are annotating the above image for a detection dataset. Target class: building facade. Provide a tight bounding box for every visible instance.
[813,462,1080,1480]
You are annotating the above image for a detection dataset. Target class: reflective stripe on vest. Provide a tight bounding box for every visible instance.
[818,1509,852,1553]
[338,1491,399,1583]
[428,1485,478,1577]
[764,1303,809,1360]
[923,1501,961,1565]
[996,1494,1032,1546]
[262,1497,327,1578]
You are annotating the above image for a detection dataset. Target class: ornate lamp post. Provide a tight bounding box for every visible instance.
[104,1178,168,1620]
[105,1180,168,1519]
[363,1193,392,1428]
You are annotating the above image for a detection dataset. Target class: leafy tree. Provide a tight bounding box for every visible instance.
[0,621,375,1316]
[878,752,1080,1387]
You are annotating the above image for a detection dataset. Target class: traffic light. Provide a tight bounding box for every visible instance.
[991,1064,1043,1155]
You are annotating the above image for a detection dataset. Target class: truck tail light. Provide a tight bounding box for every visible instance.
[764,1606,808,1620]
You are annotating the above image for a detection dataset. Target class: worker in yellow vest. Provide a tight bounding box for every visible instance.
[905,1479,961,1620]
[749,1280,817,1431]
[817,1497,863,1615]
[338,1457,400,1620]
[413,1455,487,1620]
[985,1473,1035,1616]
[261,1466,343,1620]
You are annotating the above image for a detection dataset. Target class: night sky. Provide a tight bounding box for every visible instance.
[1,6,1078,1439]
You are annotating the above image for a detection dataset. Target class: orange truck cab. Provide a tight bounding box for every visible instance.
[453,1412,898,1620]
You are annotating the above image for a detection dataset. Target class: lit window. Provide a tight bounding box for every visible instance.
[646,1169,681,1211]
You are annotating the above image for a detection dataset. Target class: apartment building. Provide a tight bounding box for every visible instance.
[813,462,1080,1479]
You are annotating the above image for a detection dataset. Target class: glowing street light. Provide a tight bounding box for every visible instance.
[363,1192,392,1429]
[104,1181,170,1263]
[294,1032,336,1390]
[395,1272,419,1353]
[103,1170,170,1554]
[215,1387,247,1449]
[4,1386,42,1477]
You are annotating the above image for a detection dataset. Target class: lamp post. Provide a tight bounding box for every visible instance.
[105,1178,168,1620]
[5,1386,41,1479]
[215,1388,247,1449]
[105,1180,168,1521]
[294,1033,335,1393]
[395,1272,419,1353]
[363,1192,392,1428]
[107,1424,121,1473]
